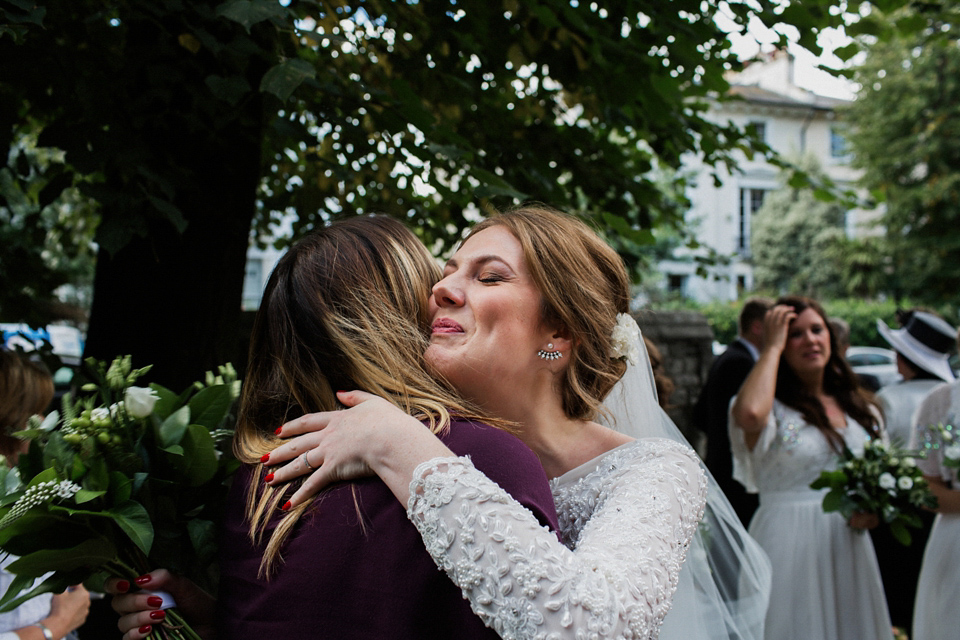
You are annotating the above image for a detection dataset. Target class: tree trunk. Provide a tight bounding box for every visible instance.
[84,139,260,390]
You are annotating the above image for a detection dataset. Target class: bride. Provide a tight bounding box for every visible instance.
[268,205,771,639]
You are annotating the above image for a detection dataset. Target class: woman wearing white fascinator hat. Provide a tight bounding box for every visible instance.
[873,310,957,631]
[876,311,958,447]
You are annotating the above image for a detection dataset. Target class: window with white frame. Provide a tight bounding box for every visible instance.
[738,187,768,254]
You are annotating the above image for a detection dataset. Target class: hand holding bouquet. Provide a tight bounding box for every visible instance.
[810,438,936,545]
[0,356,240,639]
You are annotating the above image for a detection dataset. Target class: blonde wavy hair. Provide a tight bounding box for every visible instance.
[234,215,496,576]
[466,204,631,421]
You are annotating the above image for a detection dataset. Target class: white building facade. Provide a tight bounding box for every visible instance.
[658,50,869,302]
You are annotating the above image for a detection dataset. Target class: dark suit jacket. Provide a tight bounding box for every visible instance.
[694,339,759,526]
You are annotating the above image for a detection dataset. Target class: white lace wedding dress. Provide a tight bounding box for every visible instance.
[407,437,706,639]
[912,381,960,640]
[730,399,894,640]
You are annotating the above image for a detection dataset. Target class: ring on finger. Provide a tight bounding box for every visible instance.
[301,452,318,471]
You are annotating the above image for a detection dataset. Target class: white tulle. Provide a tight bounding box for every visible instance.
[599,330,772,640]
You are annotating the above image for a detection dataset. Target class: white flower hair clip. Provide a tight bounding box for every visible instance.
[610,312,641,366]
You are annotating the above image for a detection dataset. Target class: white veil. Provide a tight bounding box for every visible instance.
[599,327,772,640]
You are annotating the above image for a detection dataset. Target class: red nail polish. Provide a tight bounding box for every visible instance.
[135,575,152,586]
[281,501,291,511]
[139,626,152,635]
[116,580,130,592]
[264,473,274,483]
[260,453,270,463]
[149,610,166,620]
[275,427,283,435]
[147,596,163,607]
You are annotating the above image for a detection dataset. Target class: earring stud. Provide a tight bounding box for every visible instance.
[537,345,562,360]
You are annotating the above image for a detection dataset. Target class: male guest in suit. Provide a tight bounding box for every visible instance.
[694,297,771,527]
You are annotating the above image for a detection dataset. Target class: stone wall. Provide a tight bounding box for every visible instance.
[634,310,714,455]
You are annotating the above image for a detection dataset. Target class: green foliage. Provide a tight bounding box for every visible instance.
[0,126,98,325]
[750,157,848,297]
[843,9,960,304]
[671,296,953,350]
[0,357,240,620]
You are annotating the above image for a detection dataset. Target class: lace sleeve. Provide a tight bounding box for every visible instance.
[406,439,706,640]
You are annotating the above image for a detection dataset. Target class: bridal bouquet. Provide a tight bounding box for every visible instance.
[0,356,240,639]
[810,438,936,545]
[926,423,960,470]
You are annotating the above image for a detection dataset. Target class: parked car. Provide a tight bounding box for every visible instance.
[1,323,84,406]
[845,346,902,388]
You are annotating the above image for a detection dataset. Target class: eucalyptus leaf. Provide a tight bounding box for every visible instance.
[159,406,190,448]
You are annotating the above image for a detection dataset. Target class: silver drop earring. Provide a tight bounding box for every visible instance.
[537,342,562,361]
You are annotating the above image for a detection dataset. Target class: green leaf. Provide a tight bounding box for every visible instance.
[889,520,911,546]
[205,74,251,106]
[821,491,844,513]
[73,489,105,505]
[6,537,116,577]
[470,167,528,199]
[109,501,154,556]
[216,0,288,32]
[181,425,218,486]
[260,59,316,102]
[159,406,190,447]
[187,385,234,430]
[146,195,187,234]
[0,569,88,613]
[109,472,132,504]
[149,383,180,421]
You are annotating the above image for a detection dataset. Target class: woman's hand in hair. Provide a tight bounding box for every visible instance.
[266,391,455,508]
[761,304,797,358]
[731,304,798,449]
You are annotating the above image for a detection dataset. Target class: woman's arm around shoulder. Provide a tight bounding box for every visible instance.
[408,437,706,639]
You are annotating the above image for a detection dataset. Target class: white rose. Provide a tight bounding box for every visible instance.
[124,386,159,419]
[945,444,960,461]
[897,476,914,491]
[902,457,916,468]
[878,472,896,490]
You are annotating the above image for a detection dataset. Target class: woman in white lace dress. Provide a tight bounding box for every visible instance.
[912,375,960,640]
[267,206,770,639]
[730,296,893,640]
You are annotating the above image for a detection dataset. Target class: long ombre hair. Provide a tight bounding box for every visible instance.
[774,295,880,450]
[234,216,495,576]
[466,205,631,421]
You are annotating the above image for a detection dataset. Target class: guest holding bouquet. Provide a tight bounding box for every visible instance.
[730,296,893,640]
[911,324,960,640]
[0,350,90,640]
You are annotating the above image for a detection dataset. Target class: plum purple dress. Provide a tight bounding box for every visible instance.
[217,419,559,640]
